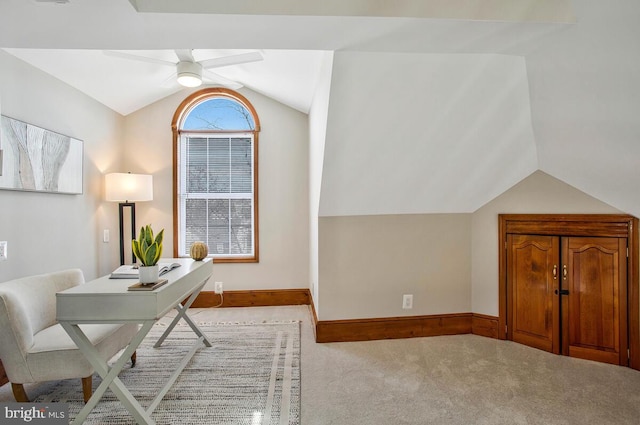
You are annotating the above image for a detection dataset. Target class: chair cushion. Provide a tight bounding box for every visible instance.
[24,323,139,383]
[0,269,84,383]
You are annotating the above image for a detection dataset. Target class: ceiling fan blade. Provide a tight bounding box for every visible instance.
[175,49,195,62]
[203,70,243,90]
[160,72,178,88]
[200,51,264,70]
[102,50,175,67]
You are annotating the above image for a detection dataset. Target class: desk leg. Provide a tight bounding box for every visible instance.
[154,282,212,348]
[61,321,156,425]
[147,336,204,415]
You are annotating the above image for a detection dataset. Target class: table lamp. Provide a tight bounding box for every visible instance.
[105,172,153,265]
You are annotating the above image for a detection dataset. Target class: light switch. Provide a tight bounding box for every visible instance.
[0,241,7,261]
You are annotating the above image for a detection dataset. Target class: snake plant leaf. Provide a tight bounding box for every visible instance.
[152,243,162,265]
[132,224,164,266]
[138,226,146,244]
[132,239,143,261]
[143,243,158,266]
[143,225,154,247]
[154,228,164,246]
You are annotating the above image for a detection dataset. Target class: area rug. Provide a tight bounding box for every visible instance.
[34,322,300,425]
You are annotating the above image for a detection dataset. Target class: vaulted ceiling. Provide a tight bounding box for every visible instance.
[1,0,639,217]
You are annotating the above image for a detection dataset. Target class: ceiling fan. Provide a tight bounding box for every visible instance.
[103,49,264,89]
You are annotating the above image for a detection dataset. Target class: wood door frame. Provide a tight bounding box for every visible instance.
[498,214,639,369]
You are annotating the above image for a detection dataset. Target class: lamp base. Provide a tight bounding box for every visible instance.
[118,202,136,266]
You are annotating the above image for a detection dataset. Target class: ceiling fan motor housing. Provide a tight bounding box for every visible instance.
[177,61,203,87]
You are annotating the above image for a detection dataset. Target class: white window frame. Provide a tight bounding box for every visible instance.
[172,88,260,263]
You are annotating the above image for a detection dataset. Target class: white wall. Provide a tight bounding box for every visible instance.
[1,45,632,330]
[315,171,624,322]
[129,0,574,21]
[309,52,334,311]
[320,51,537,216]
[470,170,621,316]
[318,214,471,321]
[526,1,640,219]
[0,52,310,289]
[123,86,310,291]
[313,51,629,321]
[0,50,124,282]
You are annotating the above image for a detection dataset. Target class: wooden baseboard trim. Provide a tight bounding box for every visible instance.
[190,290,498,344]
[315,313,473,343]
[191,289,311,308]
[309,299,319,341]
[313,312,500,343]
[471,313,499,339]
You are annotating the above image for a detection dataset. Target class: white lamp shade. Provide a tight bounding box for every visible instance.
[105,173,153,202]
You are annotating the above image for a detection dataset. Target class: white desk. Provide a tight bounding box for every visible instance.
[56,258,213,425]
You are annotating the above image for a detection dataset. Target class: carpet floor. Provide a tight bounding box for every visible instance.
[3,306,640,424]
[33,321,300,425]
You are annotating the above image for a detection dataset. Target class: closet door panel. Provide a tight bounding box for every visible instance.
[508,234,559,353]
[564,237,627,365]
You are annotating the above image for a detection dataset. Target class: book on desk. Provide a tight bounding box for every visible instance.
[127,278,169,291]
[109,262,181,279]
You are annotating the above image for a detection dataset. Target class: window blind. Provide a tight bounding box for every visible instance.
[179,134,254,257]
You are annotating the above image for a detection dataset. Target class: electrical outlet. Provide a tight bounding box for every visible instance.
[402,294,413,309]
[214,281,224,294]
[0,241,7,261]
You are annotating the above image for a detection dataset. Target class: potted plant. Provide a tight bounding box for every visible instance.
[132,225,164,284]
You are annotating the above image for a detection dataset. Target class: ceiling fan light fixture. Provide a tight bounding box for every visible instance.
[176,61,203,87]
[177,74,202,87]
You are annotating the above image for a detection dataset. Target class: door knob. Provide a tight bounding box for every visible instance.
[563,264,567,280]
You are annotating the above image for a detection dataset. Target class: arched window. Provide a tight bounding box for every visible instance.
[172,88,260,262]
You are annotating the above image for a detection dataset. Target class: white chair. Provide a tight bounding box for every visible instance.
[0,269,138,403]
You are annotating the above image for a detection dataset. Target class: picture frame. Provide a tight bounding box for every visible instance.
[0,115,83,194]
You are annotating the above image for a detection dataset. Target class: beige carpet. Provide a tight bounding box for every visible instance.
[3,306,640,424]
[304,331,640,424]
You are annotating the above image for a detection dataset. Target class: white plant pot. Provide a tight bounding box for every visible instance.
[139,265,159,284]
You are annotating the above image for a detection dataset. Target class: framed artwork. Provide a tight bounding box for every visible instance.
[0,115,83,194]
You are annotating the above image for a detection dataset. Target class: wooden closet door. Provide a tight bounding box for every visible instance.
[562,237,627,365]
[508,235,560,354]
